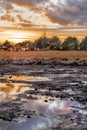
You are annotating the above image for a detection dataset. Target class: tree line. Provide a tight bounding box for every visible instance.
[0,36,87,51]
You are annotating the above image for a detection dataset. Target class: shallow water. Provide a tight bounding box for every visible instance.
[0,75,50,101]
[24,99,86,117]
[0,72,87,130]
[2,75,50,82]
[0,83,32,101]
[6,98,87,130]
[7,115,57,130]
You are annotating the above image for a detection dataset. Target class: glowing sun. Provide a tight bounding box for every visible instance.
[2,30,37,43]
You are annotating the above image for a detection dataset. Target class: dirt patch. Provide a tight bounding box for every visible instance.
[0,51,87,60]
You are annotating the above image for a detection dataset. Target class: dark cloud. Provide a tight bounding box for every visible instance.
[0,0,87,28]
[45,9,71,26]
[45,0,87,26]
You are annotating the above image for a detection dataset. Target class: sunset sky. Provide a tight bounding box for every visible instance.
[0,0,87,43]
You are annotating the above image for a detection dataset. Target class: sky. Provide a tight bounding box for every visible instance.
[0,0,87,43]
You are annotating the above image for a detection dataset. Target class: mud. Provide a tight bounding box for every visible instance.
[0,59,87,130]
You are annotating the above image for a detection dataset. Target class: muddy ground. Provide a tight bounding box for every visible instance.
[0,58,87,130]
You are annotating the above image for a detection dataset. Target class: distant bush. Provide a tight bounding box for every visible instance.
[62,37,79,50]
[0,36,87,51]
[49,36,61,50]
[80,37,87,50]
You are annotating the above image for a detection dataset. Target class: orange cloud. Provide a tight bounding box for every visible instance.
[1,15,15,22]
[9,0,43,12]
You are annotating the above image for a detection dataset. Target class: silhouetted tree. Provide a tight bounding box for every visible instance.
[49,36,61,50]
[14,41,34,51]
[80,37,87,50]
[35,36,49,50]
[1,36,87,51]
[20,41,33,51]
[62,37,79,50]
[1,40,13,51]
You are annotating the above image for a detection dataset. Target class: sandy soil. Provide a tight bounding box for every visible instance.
[0,51,87,60]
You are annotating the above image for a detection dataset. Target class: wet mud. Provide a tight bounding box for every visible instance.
[0,59,87,130]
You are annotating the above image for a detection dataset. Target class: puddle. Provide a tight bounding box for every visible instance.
[0,74,87,130]
[0,75,50,101]
[82,81,87,85]
[0,83,32,101]
[24,100,72,117]
[6,99,87,130]
[57,74,72,77]
[24,99,86,117]
[7,115,57,130]
[63,88,75,95]
[2,75,50,82]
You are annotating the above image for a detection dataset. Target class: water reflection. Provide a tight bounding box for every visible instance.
[0,83,31,101]
[4,75,50,82]
[24,99,85,117]
[0,75,50,101]
[1,74,87,130]
[7,99,87,130]
[7,115,57,130]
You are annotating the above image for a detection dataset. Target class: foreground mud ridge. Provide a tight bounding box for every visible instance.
[0,59,87,130]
